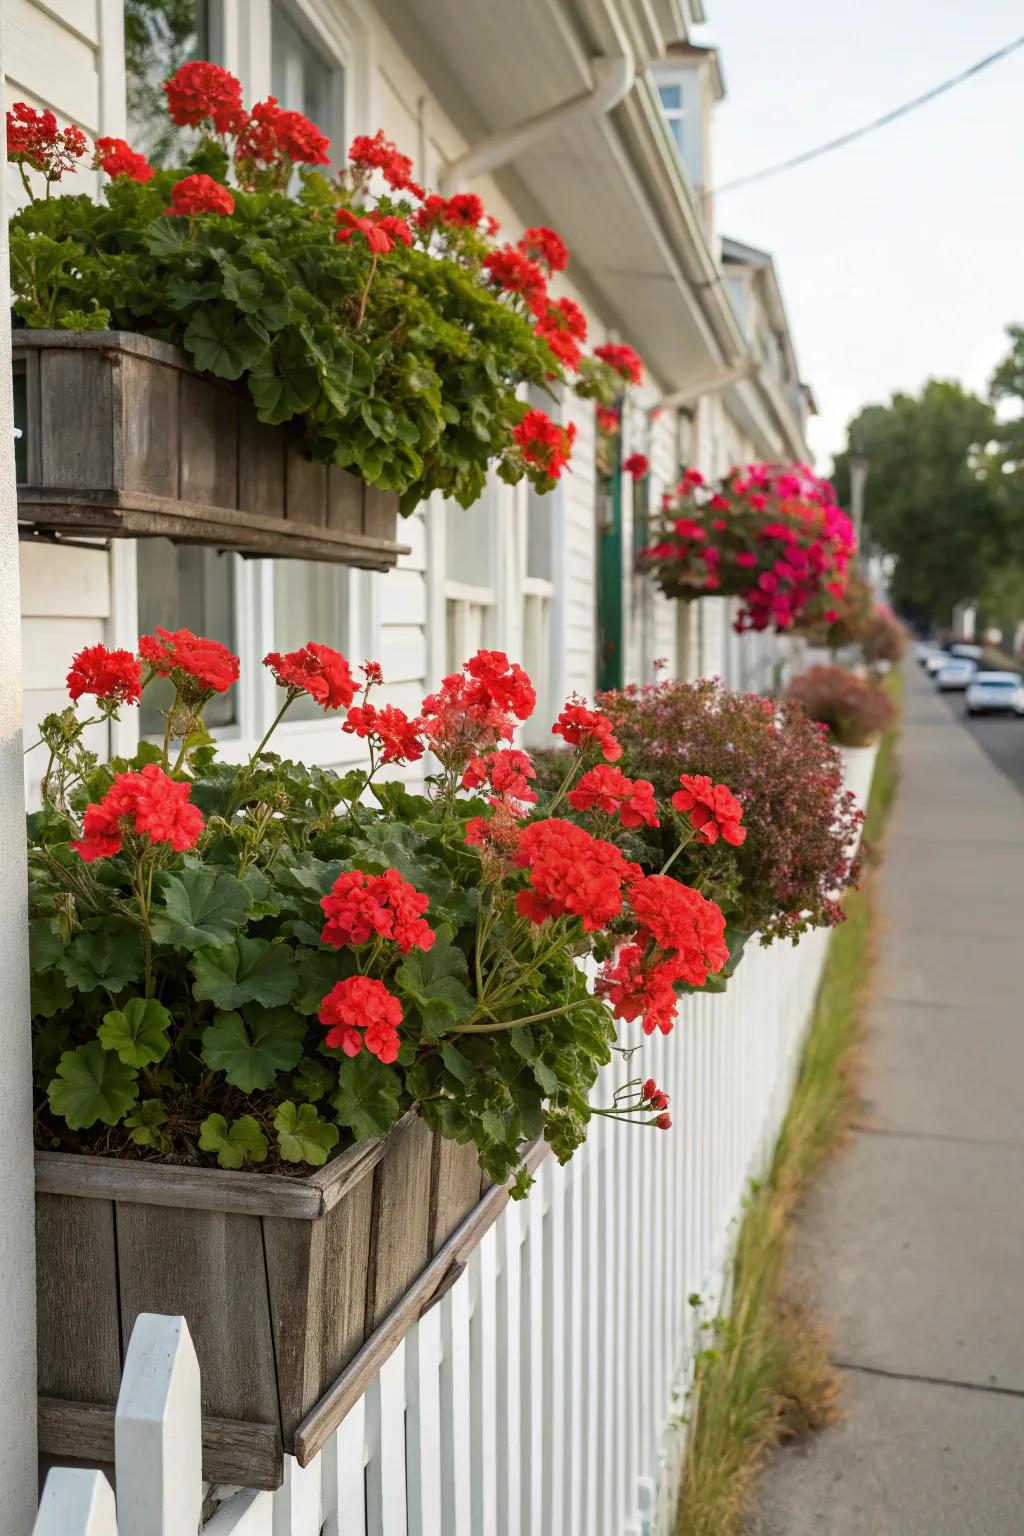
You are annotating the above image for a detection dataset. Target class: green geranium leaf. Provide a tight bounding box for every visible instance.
[125,1098,172,1152]
[48,1042,138,1129]
[191,937,299,1010]
[440,1041,475,1086]
[32,967,72,1020]
[198,1112,268,1170]
[291,1056,335,1102]
[59,928,144,995]
[99,998,172,1067]
[200,1006,305,1092]
[183,307,267,380]
[151,868,251,950]
[274,1100,339,1166]
[29,916,63,973]
[330,1052,403,1141]
[33,1017,71,1079]
[395,932,475,1037]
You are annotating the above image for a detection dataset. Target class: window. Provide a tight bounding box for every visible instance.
[137,539,237,733]
[271,561,351,721]
[271,6,335,131]
[658,82,686,155]
[125,0,219,164]
[445,489,496,673]
[654,68,703,188]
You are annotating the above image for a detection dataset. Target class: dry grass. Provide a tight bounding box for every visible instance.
[675,678,902,1536]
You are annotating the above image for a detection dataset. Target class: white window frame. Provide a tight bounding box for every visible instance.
[652,65,703,188]
[113,0,377,766]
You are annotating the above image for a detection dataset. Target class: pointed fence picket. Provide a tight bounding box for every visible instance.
[36,744,874,1536]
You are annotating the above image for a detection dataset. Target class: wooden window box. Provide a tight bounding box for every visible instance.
[34,1120,548,1490]
[13,331,409,571]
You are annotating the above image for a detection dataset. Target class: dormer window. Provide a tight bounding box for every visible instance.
[654,68,703,187]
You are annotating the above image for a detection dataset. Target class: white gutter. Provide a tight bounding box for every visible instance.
[438,52,635,193]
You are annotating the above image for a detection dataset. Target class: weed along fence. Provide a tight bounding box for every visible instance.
[34,912,841,1536]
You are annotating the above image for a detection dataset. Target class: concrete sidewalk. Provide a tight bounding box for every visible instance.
[752,665,1024,1536]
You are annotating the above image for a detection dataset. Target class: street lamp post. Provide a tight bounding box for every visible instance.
[849,449,869,570]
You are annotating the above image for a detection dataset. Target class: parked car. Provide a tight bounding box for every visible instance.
[925,650,950,677]
[935,657,977,691]
[964,671,1024,715]
[915,642,938,666]
[949,643,984,662]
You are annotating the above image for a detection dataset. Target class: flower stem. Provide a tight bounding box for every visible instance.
[454,999,585,1034]
[356,249,379,328]
[249,692,296,767]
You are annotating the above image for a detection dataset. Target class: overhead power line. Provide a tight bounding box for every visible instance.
[716,32,1024,195]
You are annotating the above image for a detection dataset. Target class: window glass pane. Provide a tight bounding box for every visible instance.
[124,0,214,164]
[669,117,685,153]
[273,561,350,721]
[658,83,682,112]
[446,485,494,589]
[271,4,334,133]
[137,539,237,733]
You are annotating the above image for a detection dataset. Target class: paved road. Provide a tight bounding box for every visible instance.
[752,663,1024,1536]
[936,680,1024,797]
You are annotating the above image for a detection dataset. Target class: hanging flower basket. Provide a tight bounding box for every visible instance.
[639,463,856,635]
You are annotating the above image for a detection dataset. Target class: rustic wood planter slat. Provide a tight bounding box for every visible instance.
[13,331,409,571]
[34,1118,540,1491]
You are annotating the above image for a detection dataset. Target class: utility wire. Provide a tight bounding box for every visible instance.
[716,32,1024,194]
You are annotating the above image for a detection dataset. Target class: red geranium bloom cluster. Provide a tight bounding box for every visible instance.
[483,246,549,317]
[642,1077,670,1112]
[421,650,536,763]
[343,703,425,764]
[535,297,588,372]
[72,764,204,862]
[514,818,636,932]
[642,462,855,634]
[140,627,240,696]
[568,764,659,829]
[318,975,402,1063]
[163,61,246,134]
[512,409,576,481]
[630,873,729,987]
[672,774,746,846]
[94,137,154,183]
[462,748,538,811]
[415,191,487,231]
[263,643,356,712]
[519,226,568,273]
[165,173,234,218]
[235,97,331,183]
[335,206,412,252]
[597,943,679,1037]
[320,868,434,954]
[66,645,142,707]
[596,405,620,435]
[594,342,644,386]
[623,453,649,482]
[552,700,622,762]
[348,130,423,196]
[6,104,87,181]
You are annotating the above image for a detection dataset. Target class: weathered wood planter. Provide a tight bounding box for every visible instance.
[13,330,409,570]
[35,1119,545,1489]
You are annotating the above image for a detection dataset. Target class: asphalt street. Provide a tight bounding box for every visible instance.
[937,682,1024,797]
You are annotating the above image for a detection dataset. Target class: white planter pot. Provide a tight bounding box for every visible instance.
[838,740,880,824]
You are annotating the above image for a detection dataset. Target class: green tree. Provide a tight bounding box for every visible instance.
[832,381,1002,625]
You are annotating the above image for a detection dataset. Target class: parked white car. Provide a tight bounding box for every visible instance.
[925,650,950,677]
[935,657,977,691]
[964,671,1024,715]
[915,641,937,665]
[949,643,984,662]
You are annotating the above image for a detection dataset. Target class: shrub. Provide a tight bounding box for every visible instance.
[536,679,861,944]
[7,80,638,513]
[28,641,739,1189]
[860,606,908,666]
[786,665,894,748]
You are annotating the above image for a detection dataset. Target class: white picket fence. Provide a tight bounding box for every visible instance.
[34,743,876,1536]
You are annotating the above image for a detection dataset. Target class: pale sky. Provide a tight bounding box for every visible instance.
[694,1,1024,470]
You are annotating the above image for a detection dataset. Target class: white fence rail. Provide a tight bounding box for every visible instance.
[35,915,835,1536]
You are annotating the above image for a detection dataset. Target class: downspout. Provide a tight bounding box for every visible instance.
[438,51,635,193]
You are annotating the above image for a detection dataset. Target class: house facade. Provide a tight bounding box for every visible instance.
[7,0,812,804]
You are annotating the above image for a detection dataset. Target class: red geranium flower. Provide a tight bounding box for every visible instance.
[421,651,536,765]
[94,137,154,183]
[235,97,330,176]
[623,453,649,482]
[534,298,588,372]
[139,627,240,696]
[512,409,576,480]
[66,645,142,707]
[319,975,402,1063]
[164,174,234,217]
[515,818,636,932]
[263,643,355,712]
[597,943,679,1035]
[335,206,406,252]
[163,61,246,134]
[483,246,549,317]
[519,225,568,273]
[462,747,537,812]
[628,873,730,987]
[552,700,622,762]
[72,764,204,862]
[348,130,423,196]
[671,773,746,846]
[596,405,620,435]
[594,342,643,386]
[6,103,87,181]
[343,703,425,764]
[568,763,659,829]
[320,868,434,954]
